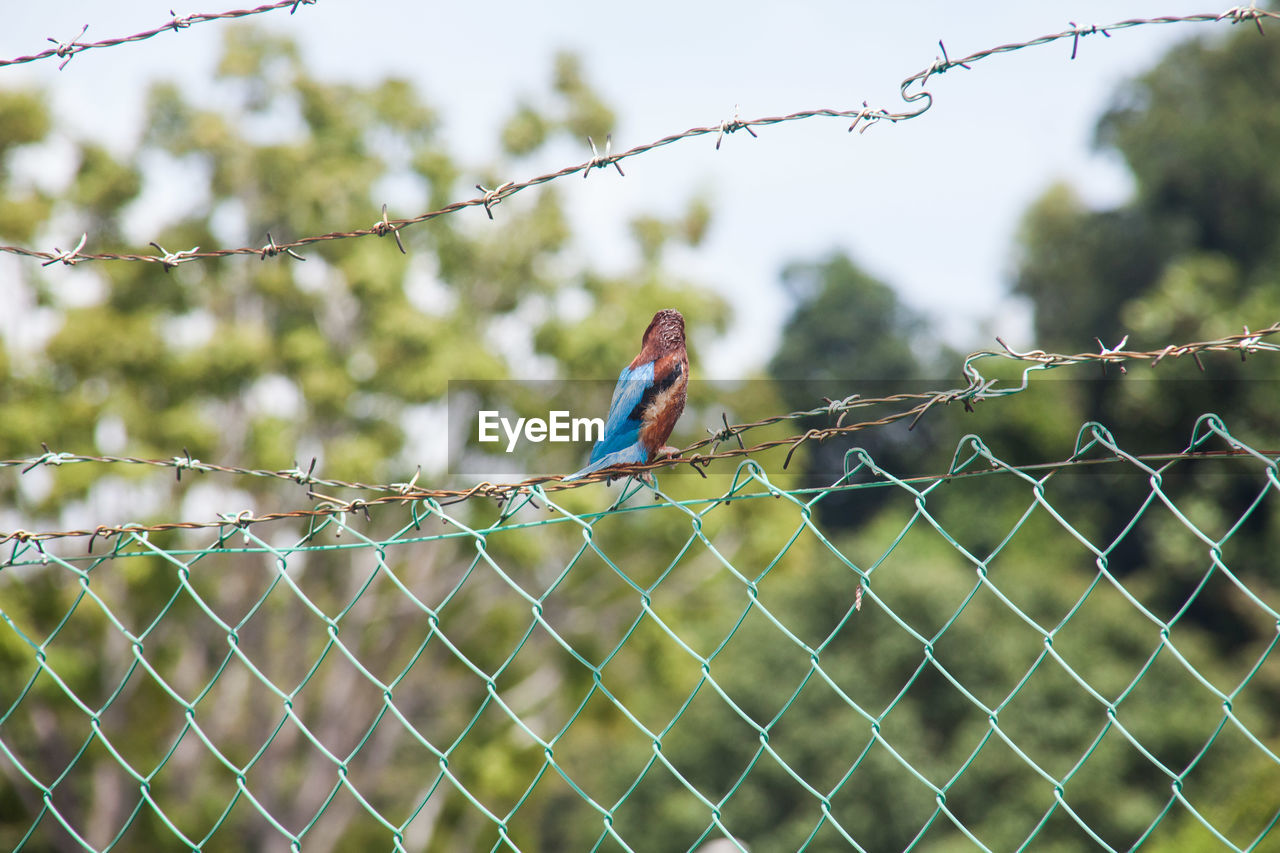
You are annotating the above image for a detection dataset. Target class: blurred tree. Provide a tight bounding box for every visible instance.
[770,253,927,388]
[996,21,1280,848]
[1008,20,1280,607]
[766,252,956,529]
[1011,183,1178,353]
[0,26,729,853]
[705,18,1280,852]
[1,13,1278,853]
[0,34,728,497]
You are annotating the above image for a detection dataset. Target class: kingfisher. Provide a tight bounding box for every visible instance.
[566,308,688,480]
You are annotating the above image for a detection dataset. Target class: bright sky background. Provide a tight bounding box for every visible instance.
[3,1,1231,375]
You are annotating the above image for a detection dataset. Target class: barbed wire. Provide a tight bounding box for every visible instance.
[0,6,1274,269]
[3,446,1272,555]
[0,0,316,72]
[3,324,1277,547]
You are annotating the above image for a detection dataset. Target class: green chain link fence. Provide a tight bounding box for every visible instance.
[2,6,1278,849]
[2,408,1277,851]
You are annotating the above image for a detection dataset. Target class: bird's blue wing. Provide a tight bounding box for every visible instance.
[564,360,654,480]
[590,360,654,463]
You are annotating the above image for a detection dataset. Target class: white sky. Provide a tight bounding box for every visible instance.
[2,1,1230,375]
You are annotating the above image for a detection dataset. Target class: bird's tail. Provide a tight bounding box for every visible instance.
[563,445,648,481]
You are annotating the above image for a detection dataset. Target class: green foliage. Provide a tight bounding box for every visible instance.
[983,22,1280,849]
[629,196,713,267]
[501,101,550,157]
[0,192,51,242]
[766,252,956,530]
[71,144,143,227]
[0,89,50,167]
[770,252,930,391]
[1006,20,1280,584]
[1011,183,1178,350]
[0,91,53,240]
[499,50,616,159]
[2,15,1278,853]
[0,28,731,849]
[745,20,1280,851]
[552,51,616,142]
[0,25,725,487]
[1098,30,1280,266]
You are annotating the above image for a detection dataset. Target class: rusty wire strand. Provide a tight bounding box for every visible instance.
[0,1,316,71]
[3,323,1277,546]
[0,8,1275,267]
[3,443,1273,551]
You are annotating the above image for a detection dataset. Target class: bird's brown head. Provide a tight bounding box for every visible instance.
[642,309,685,351]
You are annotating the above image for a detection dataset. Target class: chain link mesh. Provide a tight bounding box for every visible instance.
[3,410,1277,851]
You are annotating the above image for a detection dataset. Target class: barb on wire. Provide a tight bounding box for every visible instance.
[3,323,1278,545]
[3,8,1275,269]
[921,40,971,87]
[1095,334,1130,375]
[1220,3,1269,34]
[584,134,625,179]
[1068,22,1111,61]
[2,440,1273,550]
[846,101,891,134]
[476,182,514,219]
[40,233,87,266]
[896,8,1279,101]
[46,24,90,71]
[0,1,317,70]
[149,241,200,271]
[260,231,304,261]
[372,204,406,254]
[715,106,757,150]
